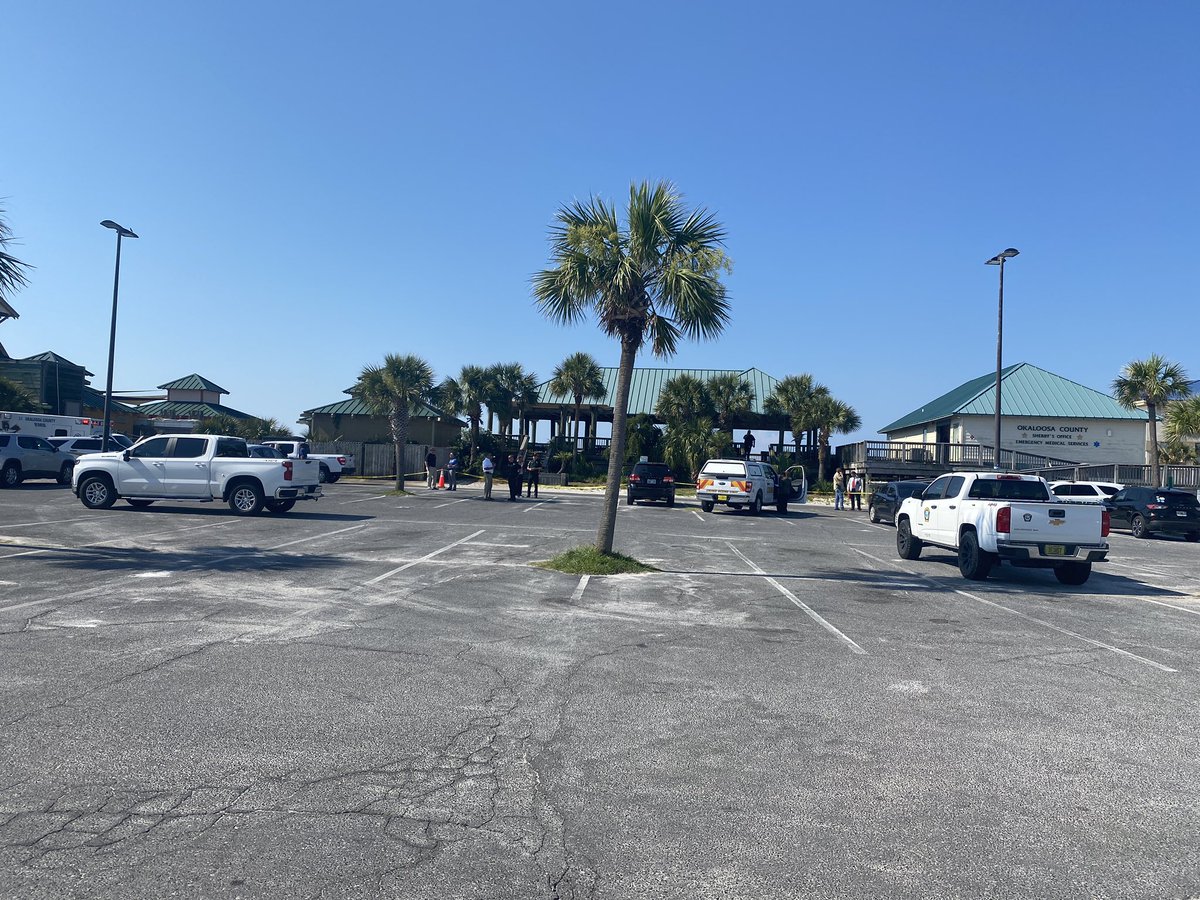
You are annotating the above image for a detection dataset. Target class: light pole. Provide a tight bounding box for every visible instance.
[985,248,1019,469]
[100,220,138,451]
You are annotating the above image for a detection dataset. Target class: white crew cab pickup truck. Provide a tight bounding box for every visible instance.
[259,440,356,483]
[72,434,323,515]
[895,471,1109,585]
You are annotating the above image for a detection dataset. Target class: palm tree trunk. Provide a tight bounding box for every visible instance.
[597,339,637,554]
[469,418,479,466]
[572,400,582,462]
[1148,402,1161,487]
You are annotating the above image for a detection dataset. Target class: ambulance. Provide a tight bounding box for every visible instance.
[0,411,105,440]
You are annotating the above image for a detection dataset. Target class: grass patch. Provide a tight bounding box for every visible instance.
[535,546,658,575]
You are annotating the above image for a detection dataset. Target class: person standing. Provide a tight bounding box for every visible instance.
[524,452,543,498]
[506,454,522,501]
[425,449,438,489]
[742,430,755,459]
[833,466,846,510]
[445,452,459,491]
[847,469,863,510]
[481,453,495,500]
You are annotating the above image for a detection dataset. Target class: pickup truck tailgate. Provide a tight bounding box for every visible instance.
[998,501,1107,561]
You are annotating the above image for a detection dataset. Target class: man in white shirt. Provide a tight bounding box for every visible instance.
[481,454,495,500]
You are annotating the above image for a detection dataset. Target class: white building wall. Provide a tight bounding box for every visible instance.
[957,415,1146,465]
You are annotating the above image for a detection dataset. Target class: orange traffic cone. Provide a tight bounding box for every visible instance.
[437,470,446,489]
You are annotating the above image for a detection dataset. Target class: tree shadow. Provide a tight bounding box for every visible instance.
[34,542,352,574]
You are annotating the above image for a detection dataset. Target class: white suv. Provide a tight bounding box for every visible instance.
[696,458,789,514]
[0,433,76,487]
[1049,481,1123,504]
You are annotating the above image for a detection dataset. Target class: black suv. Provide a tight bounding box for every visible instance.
[1103,487,1200,541]
[626,462,676,506]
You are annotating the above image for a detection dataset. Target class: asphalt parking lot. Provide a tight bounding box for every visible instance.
[2,481,1199,900]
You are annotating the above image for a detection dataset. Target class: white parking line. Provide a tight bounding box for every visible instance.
[434,498,471,509]
[521,501,548,513]
[340,495,390,504]
[727,542,866,655]
[465,542,531,548]
[692,511,704,522]
[571,575,590,601]
[851,549,1177,673]
[364,529,486,585]
[0,517,96,529]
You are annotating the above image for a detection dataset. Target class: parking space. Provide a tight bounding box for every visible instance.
[2,482,1200,898]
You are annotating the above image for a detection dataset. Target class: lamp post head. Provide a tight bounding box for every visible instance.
[101,220,138,239]
[986,247,1019,265]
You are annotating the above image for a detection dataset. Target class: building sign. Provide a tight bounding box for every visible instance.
[1013,423,1099,450]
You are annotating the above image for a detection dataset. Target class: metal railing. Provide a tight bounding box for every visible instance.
[837,440,1078,472]
[1028,462,1200,489]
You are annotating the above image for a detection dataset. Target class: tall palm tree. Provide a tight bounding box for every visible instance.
[352,353,435,490]
[485,362,538,441]
[656,374,715,427]
[438,364,490,465]
[1166,396,1200,445]
[1113,355,1191,487]
[707,372,754,434]
[549,352,605,462]
[0,207,32,305]
[534,181,731,554]
[809,394,861,482]
[765,374,829,453]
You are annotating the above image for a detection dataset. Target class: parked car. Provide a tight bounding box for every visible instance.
[1049,481,1123,503]
[1102,487,1200,541]
[0,432,76,487]
[868,479,930,524]
[258,440,356,483]
[48,435,132,458]
[249,444,287,459]
[626,461,675,506]
[695,458,790,514]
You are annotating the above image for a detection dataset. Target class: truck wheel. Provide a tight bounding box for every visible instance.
[701,501,714,513]
[1054,562,1091,585]
[751,493,763,516]
[79,475,116,509]
[228,482,265,515]
[1,462,21,488]
[57,462,74,485]
[868,503,880,524]
[896,518,922,560]
[318,465,330,484]
[957,531,994,581]
[265,499,296,514]
[1131,514,1149,539]
[127,499,155,508]
[325,473,340,484]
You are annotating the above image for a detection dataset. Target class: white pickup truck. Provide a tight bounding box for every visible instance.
[895,471,1109,585]
[259,440,356,483]
[72,434,323,515]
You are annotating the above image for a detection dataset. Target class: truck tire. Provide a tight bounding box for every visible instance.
[318,465,330,484]
[1131,514,1149,539]
[751,492,763,516]
[265,499,296,514]
[228,481,265,516]
[325,473,340,484]
[896,518,922,560]
[701,501,714,513]
[127,499,155,508]
[79,475,116,509]
[869,503,880,524]
[57,462,74,485]
[1,462,21,488]
[957,531,994,581]
[1054,562,1092,585]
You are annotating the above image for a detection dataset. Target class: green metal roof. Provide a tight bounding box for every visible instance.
[880,363,1146,433]
[136,400,254,420]
[81,386,138,414]
[157,374,228,393]
[301,396,464,424]
[536,367,782,416]
[23,351,92,375]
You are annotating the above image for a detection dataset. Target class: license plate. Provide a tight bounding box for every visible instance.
[1045,544,1066,556]
[646,479,657,484]
[1177,511,1188,517]
[717,494,728,502]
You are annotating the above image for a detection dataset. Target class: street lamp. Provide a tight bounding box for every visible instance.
[985,247,1019,470]
[100,220,138,451]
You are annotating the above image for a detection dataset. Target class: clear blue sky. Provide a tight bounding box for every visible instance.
[4,2,1197,444]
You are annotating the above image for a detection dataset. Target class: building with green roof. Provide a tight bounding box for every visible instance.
[134,373,256,425]
[301,393,465,445]
[879,363,1149,465]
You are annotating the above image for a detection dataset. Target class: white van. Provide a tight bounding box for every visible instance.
[0,411,104,440]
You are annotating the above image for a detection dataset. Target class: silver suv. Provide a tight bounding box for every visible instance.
[0,433,76,487]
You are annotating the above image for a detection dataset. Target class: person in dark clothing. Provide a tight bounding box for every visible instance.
[524,452,542,498]
[506,454,522,501]
[742,431,755,459]
[425,449,438,489]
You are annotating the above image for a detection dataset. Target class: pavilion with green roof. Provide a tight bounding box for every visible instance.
[135,374,256,423]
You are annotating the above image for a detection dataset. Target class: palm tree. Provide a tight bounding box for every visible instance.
[1166,396,1200,444]
[0,207,32,305]
[438,364,490,465]
[656,374,715,427]
[485,363,538,442]
[549,352,605,463]
[1113,355,1191,487]
[351,353,435,490]
[534,181,731,554]
[765,374,828,454]
[707,372,754,434]
[809,394,861,482]
[0,374,37,411]
[663,419,718,482]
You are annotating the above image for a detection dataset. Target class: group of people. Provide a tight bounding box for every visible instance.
[438,449,542,501]
[424,449,460,491]
[832,466,865,511]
